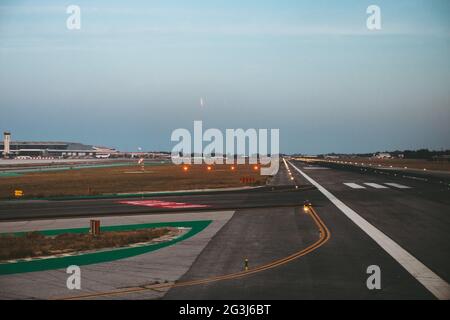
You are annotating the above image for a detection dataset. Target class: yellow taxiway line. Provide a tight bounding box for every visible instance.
[56,205,330,300]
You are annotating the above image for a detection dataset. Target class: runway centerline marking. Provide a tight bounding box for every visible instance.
[55,205,330,300]
[288,160,450,300]
[343,183,366,189]
[384,183,411,189]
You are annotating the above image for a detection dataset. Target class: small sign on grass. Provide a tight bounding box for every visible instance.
[14,189,24,197]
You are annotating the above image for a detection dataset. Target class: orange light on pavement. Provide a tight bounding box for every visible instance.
[231,166,235,171]
[253,165,259,171]
[207,166,212,171]
[183,166,189,172]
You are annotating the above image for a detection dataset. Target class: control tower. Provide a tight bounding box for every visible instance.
[3,132,10,158]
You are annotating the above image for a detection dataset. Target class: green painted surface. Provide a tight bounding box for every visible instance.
[0,172,22,177]
[0,220,211,275]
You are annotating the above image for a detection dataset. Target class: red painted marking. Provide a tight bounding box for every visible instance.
[118,200,210,209]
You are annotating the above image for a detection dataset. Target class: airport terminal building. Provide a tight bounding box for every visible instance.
[1,132,116,158]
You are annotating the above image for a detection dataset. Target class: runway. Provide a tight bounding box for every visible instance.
[0,185,315,221]
[0,158,449,299]
[164,159,450,300]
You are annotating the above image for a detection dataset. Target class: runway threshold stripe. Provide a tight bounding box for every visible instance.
[343,183,366,189]
[364,183,389,189]
[384,183,411,189]
[287,160,450,300]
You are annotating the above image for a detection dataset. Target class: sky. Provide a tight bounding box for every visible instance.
[0,0,449,154]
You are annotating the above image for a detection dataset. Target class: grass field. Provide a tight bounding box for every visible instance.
[0,163,268,199]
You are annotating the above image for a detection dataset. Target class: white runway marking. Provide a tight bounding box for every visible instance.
[288,160,450,300]
[343,183,366,189]
[364,183,389,189]
[385,183,411,189]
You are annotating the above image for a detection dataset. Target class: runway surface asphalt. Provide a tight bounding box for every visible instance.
[1,159,449,299]
[164,159,450,299]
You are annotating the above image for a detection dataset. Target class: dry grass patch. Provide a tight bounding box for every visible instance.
[0,163,268,199]
[0,227,176,261]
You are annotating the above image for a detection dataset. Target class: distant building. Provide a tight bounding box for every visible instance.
[374,153,392,159]
[92,146,117,158]
[0,134,117,158]
[3,132,11,158]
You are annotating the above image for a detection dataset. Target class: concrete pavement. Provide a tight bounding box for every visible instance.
[0,211,234,300]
